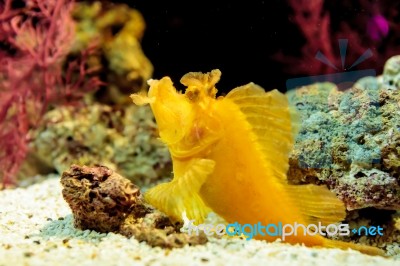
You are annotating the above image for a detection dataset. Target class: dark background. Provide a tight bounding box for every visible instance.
[129,1,300,93]
[125,0,399,94]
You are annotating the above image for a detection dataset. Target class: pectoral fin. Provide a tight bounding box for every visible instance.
[145,158,215,223]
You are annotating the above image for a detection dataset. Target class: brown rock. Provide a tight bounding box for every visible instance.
[61,164,208,248]
[61,164,140,232]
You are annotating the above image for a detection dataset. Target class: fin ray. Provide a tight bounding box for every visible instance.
[226,83,343,227]
[286,184,346,225]
[226,83,299,180]
[145,159,215,223]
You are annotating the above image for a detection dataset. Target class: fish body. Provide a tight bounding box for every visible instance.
[131,70,384,256]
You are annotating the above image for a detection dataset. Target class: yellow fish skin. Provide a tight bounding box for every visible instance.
[131,70,385,256]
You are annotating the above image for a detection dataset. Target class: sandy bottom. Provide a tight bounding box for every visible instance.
[0,176,398,266]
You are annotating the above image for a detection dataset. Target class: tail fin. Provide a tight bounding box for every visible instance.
[323,238,386,257]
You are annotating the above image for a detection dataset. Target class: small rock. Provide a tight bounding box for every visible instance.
[61,164,208,248]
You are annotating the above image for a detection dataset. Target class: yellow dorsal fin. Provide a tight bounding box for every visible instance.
[226,83,298,180]
[226,83,344,226]
[144,158,215,223]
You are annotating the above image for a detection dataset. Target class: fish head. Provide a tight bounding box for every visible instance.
[180,69,221,102]
[142,77,195,144]
[131,70,222,153]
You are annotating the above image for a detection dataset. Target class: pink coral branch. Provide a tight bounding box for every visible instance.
[0,0,19,21]
[277,0,400,77]
[0,0,100,187]
[275,0,339,75]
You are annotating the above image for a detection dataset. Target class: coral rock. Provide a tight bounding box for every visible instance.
[30,103,171,187]
[288,57,400,211]
[61,164,140,232]
[61,165,207,248]
[71,1,153,104]
[383,55,400,90]
[119,212,208,248]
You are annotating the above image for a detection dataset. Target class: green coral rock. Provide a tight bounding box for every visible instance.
[30,103,171,187]
[383,55,400,90]
[288,56,400,211]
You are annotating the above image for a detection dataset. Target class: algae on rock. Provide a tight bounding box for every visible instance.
[71,1,153,104]
[30,103,171,187]
[287,56,400,211]
[23,2,164,186]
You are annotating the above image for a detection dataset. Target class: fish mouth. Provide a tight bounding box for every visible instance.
[147,79,157,98]
[147,77,181,100]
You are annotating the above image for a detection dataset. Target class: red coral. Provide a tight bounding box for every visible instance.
[274,0,337,76]
[0,0,101,187]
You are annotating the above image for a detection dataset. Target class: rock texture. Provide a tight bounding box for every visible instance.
[30,104,171,187]
[61,165,206,248]
[71,1,153,104]
[287,56,400,211]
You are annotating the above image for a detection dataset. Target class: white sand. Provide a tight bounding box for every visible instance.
[0,176,398,266]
